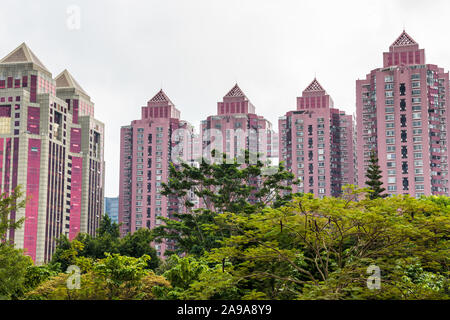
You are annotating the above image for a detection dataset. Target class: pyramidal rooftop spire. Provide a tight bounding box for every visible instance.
[391,30,418,48]
[55,69,89,97]
[0,42,50,73]
[303,78,325,93]
[149,89,173,105]
[224,83,247,98]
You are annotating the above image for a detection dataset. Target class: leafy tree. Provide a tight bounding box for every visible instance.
[26,253,169,300]
[93,253,152,299]
[153,151,299,257]
[365,152,388,199]
[51,215,160,270]
[119,228,159,269]
[50,235,85,272]
[24,264,60,292]
[0,244,33,299]
[162,255,208,291]
[200,188,450,299]
[78,215,121,260]
[0,186,32,300]
[97,214,120,238]
[0,186,27,242]
[163,151,298,214]
[182,263,240,300]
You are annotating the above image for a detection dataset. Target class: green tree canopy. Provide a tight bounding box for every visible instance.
[51,215,160,270]
[0,186,32,300]
[194,188,450,299]
[152,151,300,257]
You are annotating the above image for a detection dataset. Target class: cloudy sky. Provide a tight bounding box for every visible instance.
[1,0,450,197]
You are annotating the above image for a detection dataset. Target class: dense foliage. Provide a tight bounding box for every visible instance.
[152,151,300,256]
[150,186,449,300]
[50,215,160,271]
[0,166,448,300]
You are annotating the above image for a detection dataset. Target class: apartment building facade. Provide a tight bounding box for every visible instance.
[279,79,356,197]
[200,84,276,165]
[356,31,450,197]
[118,89,194,257]
[0,43,104,264]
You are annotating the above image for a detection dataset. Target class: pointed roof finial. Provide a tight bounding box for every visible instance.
[391,30,417,47]
[224,83,246,98]
[304,78,325,93]
[0,42,50,73]
[149,89,173,104]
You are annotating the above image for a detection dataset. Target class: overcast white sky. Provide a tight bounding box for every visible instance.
[1,0,450,197]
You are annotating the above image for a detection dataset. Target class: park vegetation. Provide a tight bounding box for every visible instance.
[0,155,448,300]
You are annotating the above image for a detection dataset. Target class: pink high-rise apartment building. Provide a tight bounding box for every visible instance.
[0,43,105,264]
[356,31,450,197]
[279,79,356,197]
[200,84,275,165]
[119,90,194,257]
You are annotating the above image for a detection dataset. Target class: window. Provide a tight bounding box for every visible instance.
[388,177,396,184]
[387,146,396,152]
[414,160,423,167]
[387,162,396,168]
